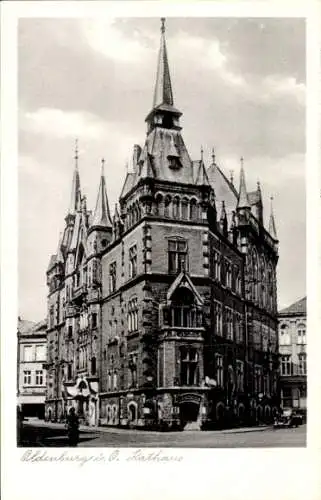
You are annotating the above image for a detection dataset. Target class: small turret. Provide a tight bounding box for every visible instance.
[88,158,113,252]
[91,159,112,230]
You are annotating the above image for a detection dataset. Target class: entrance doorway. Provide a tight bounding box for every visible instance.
[180,401,200,428]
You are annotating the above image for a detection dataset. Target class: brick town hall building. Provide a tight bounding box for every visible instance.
[45,19,280,429]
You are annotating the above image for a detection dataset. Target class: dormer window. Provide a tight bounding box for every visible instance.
[168,157,181,170]
[154,115,163,125]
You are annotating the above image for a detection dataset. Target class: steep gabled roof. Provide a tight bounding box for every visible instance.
[120,172,136,198]
[207,161,238,215]
[91,160,112,229]
[193,160,210,186]
[167,271,203,305]
[18,318,36,334]
[279,297,306,316]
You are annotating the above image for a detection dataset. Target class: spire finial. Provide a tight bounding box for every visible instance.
[101,157,105,176]
[211,147,216,164]
[269,195,277,239]
[201,145,204,161]
[74,138,79,168]
[237,156,250,210]
[152,17,174,109]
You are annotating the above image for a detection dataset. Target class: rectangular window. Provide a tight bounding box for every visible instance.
[113,371,118,390]
[236,360,244,392]
[281,355,292,376]
[298,353,307,375]
[128,298,138,333]
[235,313,243,343]
[216,354,224,387]
[225,307,234,340]
[168,239,188,274]
[109,261,117,293]
[35,345,45,361]
[180,347,198,386]
[92,313,98,329]
[35,370,43,385]
[23,370,32,385]
[254,365,262,393]
[214,251,221,281]
[128,353,138,388]
[23,345,33,362]
[214,302,223,336]
[297,326,306,345]
[129,245,137,279]
[225,260,232,288]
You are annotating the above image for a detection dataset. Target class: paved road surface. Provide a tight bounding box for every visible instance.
[19,420,306,448]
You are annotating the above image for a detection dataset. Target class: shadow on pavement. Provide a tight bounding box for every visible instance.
[18,424,100,447]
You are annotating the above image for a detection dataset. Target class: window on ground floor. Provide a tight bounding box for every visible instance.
[180,347,199,386]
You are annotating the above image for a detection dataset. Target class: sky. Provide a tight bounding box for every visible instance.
[18,17,306,322]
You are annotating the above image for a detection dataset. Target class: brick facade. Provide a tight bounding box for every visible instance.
[45,20,280,429]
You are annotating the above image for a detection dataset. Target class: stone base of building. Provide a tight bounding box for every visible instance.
[45,391,280,431]
[99,390,280,431]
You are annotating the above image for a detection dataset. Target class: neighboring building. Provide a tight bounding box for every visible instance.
[46,19,279,429]
[17,317,47,418]
[278,297,307,411]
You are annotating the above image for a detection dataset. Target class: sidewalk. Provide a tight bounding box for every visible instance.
[23,418,271,435]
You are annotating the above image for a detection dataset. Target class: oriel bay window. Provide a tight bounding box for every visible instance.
[162,287,202,328]
[168,238,188,274]
[180,347,199,385]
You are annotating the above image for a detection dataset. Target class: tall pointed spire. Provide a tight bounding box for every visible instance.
[68,139,81,215]
[153,18,174,108]
[92,158,112,229]
[237,156,250,209]
[269,196,277,239]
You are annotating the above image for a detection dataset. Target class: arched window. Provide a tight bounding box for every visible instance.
[164,195,171,218]
[155,193,163,216]
[181,197,188,220]
[113,370,118,390]
[128,403,137,423]
[173,196,180,219]
[190,198,198,220]
[260,256,267,307]
[279,324,290,345]
[267,263,274,310]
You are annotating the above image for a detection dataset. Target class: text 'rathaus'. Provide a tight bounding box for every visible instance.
[46,19,279,430]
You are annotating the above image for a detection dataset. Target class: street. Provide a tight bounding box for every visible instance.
[19,419,306,448]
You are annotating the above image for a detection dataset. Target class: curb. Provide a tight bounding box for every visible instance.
[24,420,273,435]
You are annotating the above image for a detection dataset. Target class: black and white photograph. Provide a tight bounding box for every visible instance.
[15,14,308,450]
